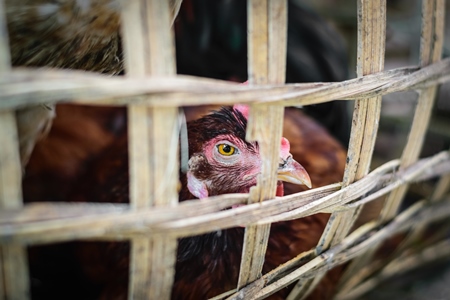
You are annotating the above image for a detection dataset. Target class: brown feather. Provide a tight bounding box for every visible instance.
[6,0,123,73]
[25,106,346,299]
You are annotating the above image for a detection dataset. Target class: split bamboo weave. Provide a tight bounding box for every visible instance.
[0,0,449,300]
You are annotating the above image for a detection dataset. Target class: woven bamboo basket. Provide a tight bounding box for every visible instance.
[1,0,450,299]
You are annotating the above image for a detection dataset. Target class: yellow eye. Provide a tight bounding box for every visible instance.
[217,144,236,156]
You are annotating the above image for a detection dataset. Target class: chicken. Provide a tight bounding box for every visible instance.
[8,1,348,298]
[173,106,346,300]
[24,105,346,300]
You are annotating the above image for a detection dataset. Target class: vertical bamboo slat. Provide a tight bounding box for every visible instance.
[322,0,386,252]
[337,0,445,294]
[380,0,445,220]
[0,0,29,298]
[0,0,447,299]
[121,3,153,298]
[121,1,178,299]
[238,0,287,290]
[287,1,386,299]
[0,111,30,299]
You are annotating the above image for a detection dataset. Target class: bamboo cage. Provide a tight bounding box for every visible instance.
[1,0,450,299]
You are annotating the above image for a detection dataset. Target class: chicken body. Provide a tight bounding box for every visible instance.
[6,0,122,73]
[10,1,348,298]
[25,106,345,300]
[175,107,346,299]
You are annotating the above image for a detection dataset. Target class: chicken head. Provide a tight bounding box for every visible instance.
[186,105,311,199]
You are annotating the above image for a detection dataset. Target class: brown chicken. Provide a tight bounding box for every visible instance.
[25,105,346,300]
[8,1,348,299]
[173,106,346,299]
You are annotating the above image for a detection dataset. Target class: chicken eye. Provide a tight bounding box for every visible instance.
[217,144,236,156]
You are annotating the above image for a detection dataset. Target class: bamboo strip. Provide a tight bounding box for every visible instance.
[338,151,450,210]
[0,117,30,299]
[381,0,445,227]
[335,239,450,300]
[0,185,335,244]
[0,195,246,226]
[0,1,29,297]
[337,156,450,296]
[0,79,19,208]
[225,250,317,300]
[383,157,450,252]
[338,0,446,292]
[326,0,386,249]
[2,157,448,229]
[1,153,448,246]
[0,1,447,299]
[288,1,386,298]
[238,0,287,289]
[225,197,450,300]
[120,2,154,298]
[121,1,179,299]
[145,0,179,297]
[1,60,450,109]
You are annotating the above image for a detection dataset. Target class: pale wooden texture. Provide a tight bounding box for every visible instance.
[338,0,446,293]
[121,2,154,298]
[1,152,448,247]
[0,0,449,298]
[238,0,287,289]
[287,1,386,299]
[15,105,55,168]
[380,0,445,220]
[225,196,450,300]
[0,106,30,300]
[0,0,29,297]
[346,158,450,298]
[335,239,450,300]
[0,113,21,209]
[121,1,178,299]
[1,59,450,109]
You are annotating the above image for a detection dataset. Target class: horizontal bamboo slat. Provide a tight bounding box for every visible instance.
[0,152,448,246]
[226,195,450,300]
[1,59,449,109]
[0,0,449,299]
[335,239,450,300]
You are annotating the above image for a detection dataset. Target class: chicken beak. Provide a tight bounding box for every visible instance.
[277,156,312,189]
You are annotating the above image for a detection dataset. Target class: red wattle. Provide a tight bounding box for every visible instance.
[276,181,284,197]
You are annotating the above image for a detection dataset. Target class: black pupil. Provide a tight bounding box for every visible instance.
[223,145,231,153]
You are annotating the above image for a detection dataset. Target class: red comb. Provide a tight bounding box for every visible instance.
[233,104,249,119]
